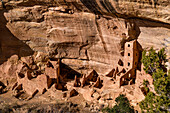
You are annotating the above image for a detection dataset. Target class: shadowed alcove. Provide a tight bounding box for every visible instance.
[0,10,34,64]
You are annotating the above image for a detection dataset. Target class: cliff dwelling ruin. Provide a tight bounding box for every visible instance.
[3,39,153,109]
[0,0,169,112]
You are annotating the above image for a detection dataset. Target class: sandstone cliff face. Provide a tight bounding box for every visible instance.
[0,10,34,64]
[2,0,170,23]
[0,0,170,74]
[0,1,169,111]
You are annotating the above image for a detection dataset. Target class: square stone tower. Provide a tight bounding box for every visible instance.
[124,40,140,70]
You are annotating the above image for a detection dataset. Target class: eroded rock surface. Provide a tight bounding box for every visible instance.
[1,1,169,73]
[0,0,169,112]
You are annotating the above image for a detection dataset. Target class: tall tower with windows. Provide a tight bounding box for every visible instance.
[124,40,139,70]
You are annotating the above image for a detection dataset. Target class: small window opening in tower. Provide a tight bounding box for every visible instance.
[128,44,130,47]
[136,53,137,56]
[129,74,131,78]
[128,62,130,66]
[135,62,137,65]
[122,78,125,81]
[128,53,130,56]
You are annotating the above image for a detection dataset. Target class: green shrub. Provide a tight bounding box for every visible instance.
[140,47,169,112]
[102,94,135,113]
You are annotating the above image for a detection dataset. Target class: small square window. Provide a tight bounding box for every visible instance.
[128,62,130,66]
[128,53,130,56]
[129,74,131,78]
[128,44,130,47]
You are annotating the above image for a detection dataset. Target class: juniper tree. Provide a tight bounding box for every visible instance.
[103,94,135,113]
[140,47,170,113]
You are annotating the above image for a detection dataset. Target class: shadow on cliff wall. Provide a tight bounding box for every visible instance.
[80,0,118,15]
[80,0,170,29]
[80,0,102,14]
[60,62,81,81]
[0,10,34,64]
[134,18,170,29]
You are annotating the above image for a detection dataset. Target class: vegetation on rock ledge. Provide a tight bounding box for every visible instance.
[102,94,135,113]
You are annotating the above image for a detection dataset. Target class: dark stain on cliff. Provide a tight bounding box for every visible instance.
[95,19,108,53]
[80,0,102,14]
[0,10,34,64]
[80,0,118,16]
[101,0,117,14]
